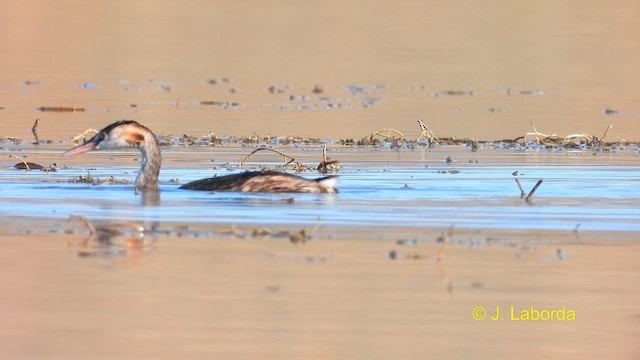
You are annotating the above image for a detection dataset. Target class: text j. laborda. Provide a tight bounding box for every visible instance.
[472,306,576,321]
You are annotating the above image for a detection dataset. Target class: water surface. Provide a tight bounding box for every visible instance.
[1,1,640,359]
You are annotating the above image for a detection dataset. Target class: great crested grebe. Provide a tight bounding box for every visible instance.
[63,120,338,193]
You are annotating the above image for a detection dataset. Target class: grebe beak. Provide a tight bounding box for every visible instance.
[63,139,99,157]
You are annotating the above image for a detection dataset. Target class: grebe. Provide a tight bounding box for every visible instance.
[63,120,338,193]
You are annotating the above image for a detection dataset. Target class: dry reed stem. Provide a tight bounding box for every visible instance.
[71,129,98,143]
[600,124,613,141]
[10,154,30,171]
[565,133,594,143]
[416,118,439,143]
[369,128,405,141]
[526,122,615,146]
[525,122,554,144]
[239,147,303,169]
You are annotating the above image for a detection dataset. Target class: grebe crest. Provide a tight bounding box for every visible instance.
[63,120,338,193]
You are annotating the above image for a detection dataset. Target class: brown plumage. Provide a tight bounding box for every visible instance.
[63,120,338,193]
[180,171,337,193]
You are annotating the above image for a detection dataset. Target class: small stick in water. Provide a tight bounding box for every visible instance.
[31,119,39,143]
[514,178,526,198]
[525,179,544,202]
[600,123,613,142]
[239,147,303,170]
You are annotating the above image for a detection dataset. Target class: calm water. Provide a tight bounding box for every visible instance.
[1,2,640,359]
[1,145,640,235]
[1,1,640,140]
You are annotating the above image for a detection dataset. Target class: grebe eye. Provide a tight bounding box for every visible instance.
[100,132,106,140]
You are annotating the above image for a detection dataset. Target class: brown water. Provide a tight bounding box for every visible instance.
[2,1,640,140]
[1,2,640,359]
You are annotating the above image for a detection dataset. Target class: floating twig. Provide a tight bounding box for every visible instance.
[37,106,85,112]
[370,128,405,141]
[514,178,526,198]
[239,147,304,170]
[525,179,544,202]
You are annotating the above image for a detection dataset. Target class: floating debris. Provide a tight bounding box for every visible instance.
[344,84,384,94]
[71,128,99,143]
[522,122,613,147]
[416,118,438,144]
[396,239,418,246]
[289,95,310,101]
[517,89,544,96]
[77,82,98,89]
[556,248,568,261]
[37,106,86,112]
[199,101,242,109]
[208,77,230,85]
[433,90,474,97]
[70,172,132,186]
[316,145,341,173]
[603,108,619,115]
[525,179,543,202]
[239,147,312,172]
[268,84,290,94]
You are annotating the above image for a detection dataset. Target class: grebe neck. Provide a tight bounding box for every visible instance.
[136,130,162,190]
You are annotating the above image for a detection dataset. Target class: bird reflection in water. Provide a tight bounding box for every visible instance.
[66,215,158,260]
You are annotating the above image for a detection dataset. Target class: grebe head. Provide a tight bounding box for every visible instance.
[63,120,149,156]
[63,120,162,190]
